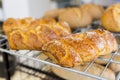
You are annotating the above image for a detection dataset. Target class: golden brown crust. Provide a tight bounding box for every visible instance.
[101,3,120,32]
[3,17,71,50]
[42,29,117,67]
[3,17,32,35]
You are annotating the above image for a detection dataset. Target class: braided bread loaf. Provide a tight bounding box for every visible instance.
[58,3,104,28]
[3,18,71,50]
[42,29,117,67]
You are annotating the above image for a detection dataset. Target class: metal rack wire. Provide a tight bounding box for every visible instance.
[0,36,64,80]
[0,33,120,80]
[14,62,64,80]
[0,21,120,80]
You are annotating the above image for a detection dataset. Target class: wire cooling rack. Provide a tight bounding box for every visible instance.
[0,34,120,80]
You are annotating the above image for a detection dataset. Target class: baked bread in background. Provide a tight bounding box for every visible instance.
[95,54,112,65]
[42,29,117,67]
[44,8,66,18]
[95,53,120,73]
[44,3,104,29]
[52,63,115,80]
[109,54,120,72]
[3,17,71,50]
[58,7,92,28]
[101,3,120,32]
[80,3,104,20]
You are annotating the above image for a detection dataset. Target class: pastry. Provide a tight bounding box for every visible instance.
[42,29,117,67]
[3,18,71,50]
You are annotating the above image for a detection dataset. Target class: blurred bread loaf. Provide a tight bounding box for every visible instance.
[95,54,112,65]
[95,53,120,73]
[101,3,120,32]
[52,63,115,80]
[58,7,92,28]
[43,3,103,28]
[109,55,120,72]
[44,8,66,18]
[58,3,103,28]
[80,3,104,20]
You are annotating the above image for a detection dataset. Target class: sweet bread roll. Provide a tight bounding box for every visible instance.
[44,8,66,18]
[95,53,120,72]
[3,18,71,50]
[80,3,104,20]
[95,54,112,65]
[101,3,120,32]
[3,17,56,35]
[42,29,117,67]
[3,17,33,35]
[52,63,115,80]
[58,7,92,28]
[109,55,120,72]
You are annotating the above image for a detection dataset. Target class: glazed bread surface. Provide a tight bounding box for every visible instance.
[42,29,118,67]
[3,17,71,50]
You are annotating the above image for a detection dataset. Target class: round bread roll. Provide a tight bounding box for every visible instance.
[95,53,120,72]
[110,62,120,73]
[44,8,66,18]
[58,7,92,28]
[52,63,115,80]
[101,3,120,32]
[109,55,120,72]
[95,54,112,65]
[80,3,104,20]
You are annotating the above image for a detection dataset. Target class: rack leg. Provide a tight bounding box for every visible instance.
[2,53,10,80]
